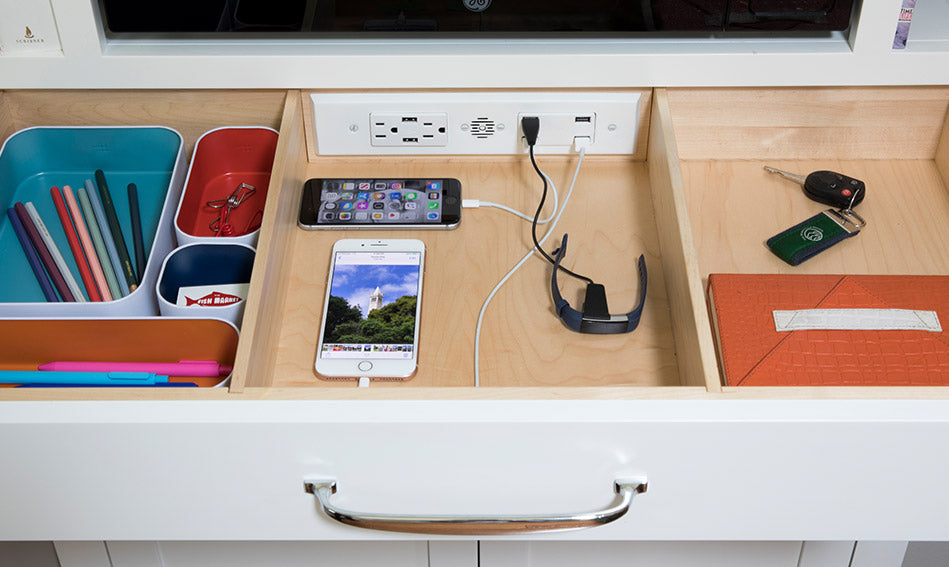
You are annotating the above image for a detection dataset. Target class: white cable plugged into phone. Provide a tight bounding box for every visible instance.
[473,133,590,387]
[462,169,560,224]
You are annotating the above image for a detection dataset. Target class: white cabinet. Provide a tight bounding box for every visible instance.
[115,542,431,567]
[2,76,949,551]
[479,542,805,567]
[61,541,909,567]
[4,400,949,541]
[0,0,947,87]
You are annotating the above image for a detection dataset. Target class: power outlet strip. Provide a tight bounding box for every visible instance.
[370,112,449,147]
[311,91,641,155]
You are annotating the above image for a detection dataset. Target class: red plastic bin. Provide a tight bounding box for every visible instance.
[174,126,278,246]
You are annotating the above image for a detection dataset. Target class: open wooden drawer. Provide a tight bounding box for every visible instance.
[6,87,947,401]
[2,87,949,542]
[235,85,949,401]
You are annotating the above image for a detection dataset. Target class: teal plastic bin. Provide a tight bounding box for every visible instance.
[0,126,185,315]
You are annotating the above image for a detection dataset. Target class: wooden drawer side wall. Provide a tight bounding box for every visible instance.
[937,104,949,188]
[0,92,12,142]
[646,89,721,392]
[0,91,287,155]
[231,90,308,391]
[666,87,949,161]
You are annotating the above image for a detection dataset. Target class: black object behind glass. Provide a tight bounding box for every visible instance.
[98,0,853,36]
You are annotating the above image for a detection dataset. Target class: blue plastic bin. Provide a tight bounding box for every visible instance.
[156,242,256,327]
[0,126,185,316]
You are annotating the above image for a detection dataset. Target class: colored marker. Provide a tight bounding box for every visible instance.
[6,207,58,302]
[39,360,233,377]
[0,370,168,385]
[77,186,122,300]
[50,187,99,301]
[128,183,146,282]
[85,179,130,297]
[17,382,197,388]
[13,202,72,301]
[64,185,112,301]
[95,169,138,291]
[25,201,84,302]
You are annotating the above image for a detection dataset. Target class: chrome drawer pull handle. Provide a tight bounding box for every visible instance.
[303,478,647,535]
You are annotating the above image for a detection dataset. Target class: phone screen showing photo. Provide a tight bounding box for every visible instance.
[319,250,422,360]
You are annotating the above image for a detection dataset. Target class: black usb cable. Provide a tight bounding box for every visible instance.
[522,116,594,285]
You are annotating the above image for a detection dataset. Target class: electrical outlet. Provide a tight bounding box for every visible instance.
[516,112,596,147]
[370,112,449,147]
[311,91,640,156]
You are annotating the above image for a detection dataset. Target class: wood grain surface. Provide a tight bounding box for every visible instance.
[1,90,287,156]
[682,159,949,278]
[5,87,949,400]
[231,91,309,391]
[269,156,678,389]
[667,87,949,161]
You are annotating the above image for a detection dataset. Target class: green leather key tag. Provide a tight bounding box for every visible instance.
[767,209,861,266]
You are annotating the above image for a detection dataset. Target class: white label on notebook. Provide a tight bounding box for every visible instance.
[773,309,942,332]
[176,283,249,307]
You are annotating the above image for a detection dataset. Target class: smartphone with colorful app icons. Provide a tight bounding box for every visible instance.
[299,178,461,230]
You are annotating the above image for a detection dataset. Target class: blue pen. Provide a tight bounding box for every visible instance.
[0,370,168,385]
[16,382,196,388]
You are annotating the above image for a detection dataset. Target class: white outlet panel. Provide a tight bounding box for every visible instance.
[517,112,597,147]
[311,91,640,156]
[370,112,449,147]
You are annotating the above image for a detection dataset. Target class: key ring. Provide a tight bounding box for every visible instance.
[831,207,867,229]
[834,189,867,229]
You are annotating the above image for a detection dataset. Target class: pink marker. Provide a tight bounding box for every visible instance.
[63,185,112,301]
[38,360,233,377]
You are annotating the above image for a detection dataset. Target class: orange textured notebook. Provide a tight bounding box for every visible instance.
[707,274,949,386]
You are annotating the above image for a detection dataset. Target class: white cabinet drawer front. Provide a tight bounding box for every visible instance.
[154,542,431,567]
[480,541,805,567]
[1,400,948,540]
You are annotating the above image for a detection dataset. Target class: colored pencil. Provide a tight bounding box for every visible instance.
[50,187,99,302]
[6,206,59,302]
[64,185,112,301]
[13,202,74,302]
[127,183,146,282]
[77,186,122,300]
[85,179,130,297]
[94,169,138,291]
[26,201,85,302]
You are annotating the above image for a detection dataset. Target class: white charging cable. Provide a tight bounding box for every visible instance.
[462,170,559,224]
[473,139,590,387]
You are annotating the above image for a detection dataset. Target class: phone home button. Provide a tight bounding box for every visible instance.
[358,361,373,372]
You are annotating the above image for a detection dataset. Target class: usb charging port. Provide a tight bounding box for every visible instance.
[403,137,419,143]
[575,116,592,123]
[402,117,418,122]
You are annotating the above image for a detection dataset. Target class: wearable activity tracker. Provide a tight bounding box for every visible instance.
[550,234,647,334]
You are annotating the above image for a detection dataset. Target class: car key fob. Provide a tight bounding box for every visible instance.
[802,170,865,209]
[765,166,866,209]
